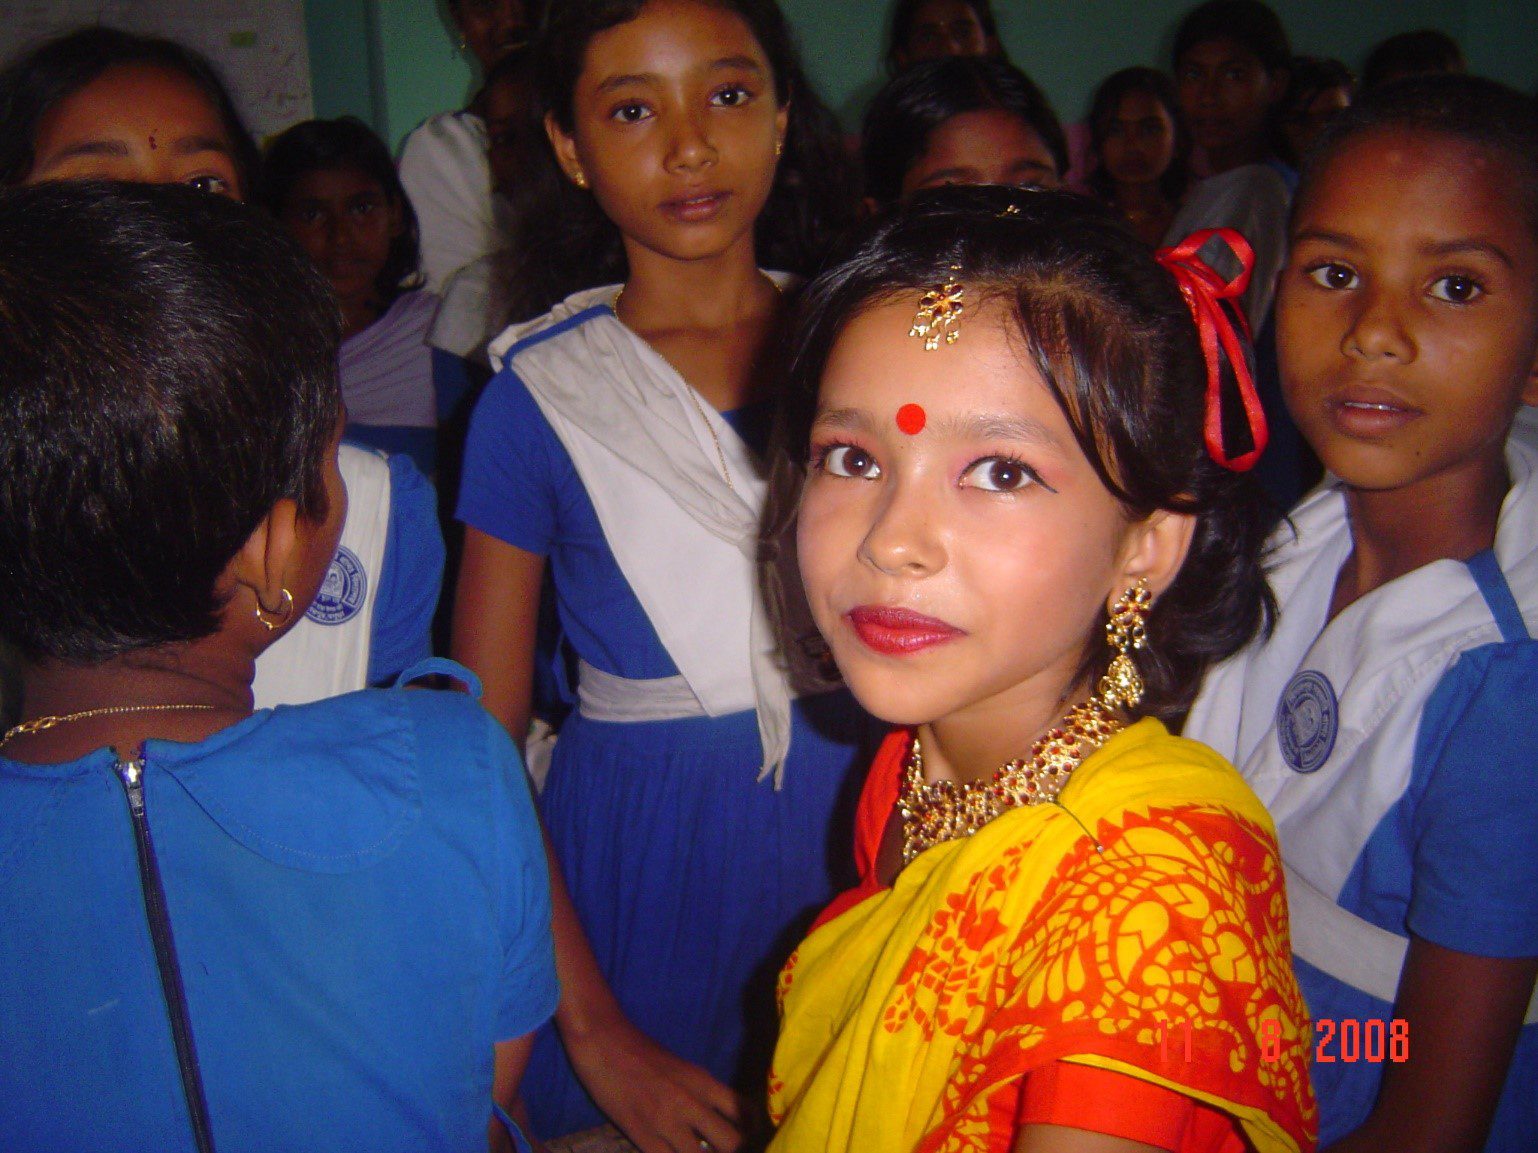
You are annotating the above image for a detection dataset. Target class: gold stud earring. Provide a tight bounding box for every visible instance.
[775,138,784,158]
[1095,579,1152,711]
[254,587,295,632]
[909,264,965,350]
[571,169,588,190]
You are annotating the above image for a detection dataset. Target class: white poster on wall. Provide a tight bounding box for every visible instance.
[0,0,313,139]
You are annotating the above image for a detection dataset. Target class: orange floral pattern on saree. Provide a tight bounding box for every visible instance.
[769,723,1316,1153]
[887,808,1312,1150]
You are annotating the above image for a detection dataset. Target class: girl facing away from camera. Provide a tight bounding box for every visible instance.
[0,26,444,710]
[450,0,863,1147]
[0,180,555,1153]
[764,186,1315,1152]
[1186,76,1538,1152]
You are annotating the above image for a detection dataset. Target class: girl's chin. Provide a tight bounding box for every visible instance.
[837,676,946,730]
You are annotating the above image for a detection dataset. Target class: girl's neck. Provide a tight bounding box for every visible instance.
[919,680,1091,786]
[1113,179,1167,212]
[617,235,772,333]
[1204,138,1268,175]
[340,294,385,340]
[11,647,255,763]
[1332,452,1510,618]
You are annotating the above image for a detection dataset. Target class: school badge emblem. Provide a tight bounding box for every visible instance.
[1276,669,1337,773]
[305,545,367,625]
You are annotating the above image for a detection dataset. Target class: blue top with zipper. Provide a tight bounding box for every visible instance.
[0,680,557,1152]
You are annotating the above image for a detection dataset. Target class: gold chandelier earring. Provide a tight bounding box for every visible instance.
[1095,579,1152,712]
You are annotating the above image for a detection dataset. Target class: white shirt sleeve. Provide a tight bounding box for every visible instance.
[398,111,496,294]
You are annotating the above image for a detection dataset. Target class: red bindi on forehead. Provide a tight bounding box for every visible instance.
[896,403,927,435]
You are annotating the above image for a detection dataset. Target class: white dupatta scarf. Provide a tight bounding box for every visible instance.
[487,280,797,784]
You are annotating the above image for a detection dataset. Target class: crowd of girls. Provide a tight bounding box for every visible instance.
[1,1,1534,1152]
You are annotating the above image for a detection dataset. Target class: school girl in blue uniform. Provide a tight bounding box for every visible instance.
[451,0,865,1147]
[1187,76,1538,1151]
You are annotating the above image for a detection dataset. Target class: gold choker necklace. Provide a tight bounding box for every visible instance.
[898,700,1124,864]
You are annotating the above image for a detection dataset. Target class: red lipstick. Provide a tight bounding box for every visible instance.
[846,605,964,655]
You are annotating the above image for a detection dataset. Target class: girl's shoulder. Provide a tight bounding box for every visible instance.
[486,283,621,373]
[399,109,487,159]
[1069,718,1280,847]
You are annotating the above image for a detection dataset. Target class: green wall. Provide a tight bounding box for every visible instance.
[305,0,1538,151]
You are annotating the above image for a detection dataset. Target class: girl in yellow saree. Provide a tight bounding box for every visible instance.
[764,186,1316,1153]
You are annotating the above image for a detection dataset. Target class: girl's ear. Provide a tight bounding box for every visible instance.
[775,102,789,155]
[1114,508,1196,602]
[545,111,585,187]
[227,498,304,635]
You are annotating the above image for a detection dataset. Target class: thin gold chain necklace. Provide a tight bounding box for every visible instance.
[898,699,1124,864]
[1,703,217,749]
[612,276,783,495]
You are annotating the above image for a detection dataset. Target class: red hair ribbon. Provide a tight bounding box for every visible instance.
[1155,228,1269,472]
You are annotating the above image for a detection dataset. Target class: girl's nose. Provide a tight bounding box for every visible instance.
[1343,287,1416,364]
[858,479,945,578]
[667,111,718,172]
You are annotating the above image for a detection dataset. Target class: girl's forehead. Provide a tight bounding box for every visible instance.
[820,296,1047,412]
[581,0,768,74]
[1301,129,1533,247]
[72,63,220,122]
[289,164,386,196]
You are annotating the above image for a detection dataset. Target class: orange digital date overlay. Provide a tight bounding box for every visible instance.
[1148,1017,1410,1064]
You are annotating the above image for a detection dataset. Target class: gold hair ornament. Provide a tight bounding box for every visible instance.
[909,265,964,350]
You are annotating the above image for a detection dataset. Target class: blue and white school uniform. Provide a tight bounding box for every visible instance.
[253,444,443,707]
[457,286,870,1138]
[1186,436,1538,1151]
[339,290,440,475]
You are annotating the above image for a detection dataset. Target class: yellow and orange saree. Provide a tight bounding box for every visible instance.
[769,720,1316,1153]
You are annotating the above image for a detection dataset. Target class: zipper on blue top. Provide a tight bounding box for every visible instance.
[114,755,218,1153]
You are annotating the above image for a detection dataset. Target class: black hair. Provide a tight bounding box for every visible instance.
[1086,67,1190,206]
[0,26,260,195]
[861,57,1068,206]
[1280,56,1354,113]
[447,0,548,16]
[447,0,550,23]
[1274,56,1353,167]
[257,117,424,307]
[481,49,564,326]
[503,0,858,321]
[1298,74,1538,240]
[0,181,342,663]
[885,0,1003,74]
[766,185,1275,719]
[1172,0,1292,75]
[1361,29,1465,92]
